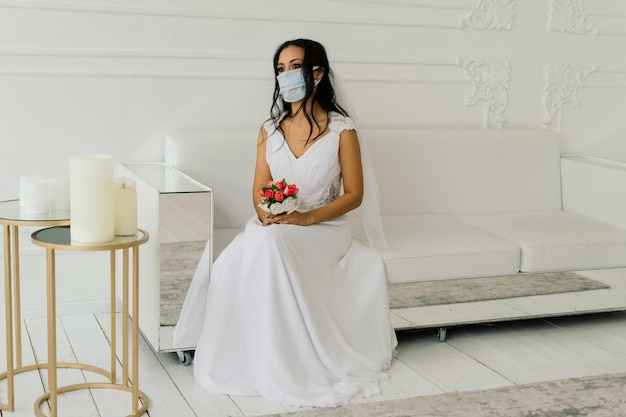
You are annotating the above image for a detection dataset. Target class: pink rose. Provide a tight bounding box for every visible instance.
[275,191,284,202]
[276,180,285,190]
[257,189,264,199]
[265,189,274,199]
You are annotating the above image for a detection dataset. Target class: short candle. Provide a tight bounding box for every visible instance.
[114,177,138,236]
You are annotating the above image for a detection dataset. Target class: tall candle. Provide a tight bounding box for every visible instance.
[20,175,49,214]
[114,177,138,236]
[70,154,115,243]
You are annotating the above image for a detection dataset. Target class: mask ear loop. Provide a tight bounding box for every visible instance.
[313,66,322,86]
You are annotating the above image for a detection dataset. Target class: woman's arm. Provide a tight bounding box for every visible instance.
[252,127,274,225]
[271,129,363,226]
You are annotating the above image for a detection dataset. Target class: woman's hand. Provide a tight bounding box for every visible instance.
[265,211,312,226]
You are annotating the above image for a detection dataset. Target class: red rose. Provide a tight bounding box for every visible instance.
[265,189,274,199]
[275,191,284,202]
[285,184,298,196]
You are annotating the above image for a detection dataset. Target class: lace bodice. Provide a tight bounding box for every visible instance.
[264,112,354,212]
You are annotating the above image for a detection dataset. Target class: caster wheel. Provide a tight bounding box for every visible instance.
[177,350,193,366]
[438,328,447,342]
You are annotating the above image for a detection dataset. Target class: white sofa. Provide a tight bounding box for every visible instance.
[164,128,626,287]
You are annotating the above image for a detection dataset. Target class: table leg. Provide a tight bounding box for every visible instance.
[11,225,22,370]
[110,251,116,383]
[132,246,140,414]
[122,248,129,387]
[1,224,15,411]
[46,247,57,417]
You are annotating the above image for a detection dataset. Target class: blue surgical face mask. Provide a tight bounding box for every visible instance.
[277,66,321,103]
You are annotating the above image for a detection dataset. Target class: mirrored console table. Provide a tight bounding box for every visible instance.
[118,162,212,360]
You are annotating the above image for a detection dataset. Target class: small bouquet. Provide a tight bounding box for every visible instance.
[257,179,299,215]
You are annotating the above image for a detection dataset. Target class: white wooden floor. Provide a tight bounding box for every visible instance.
[2,268,626,417]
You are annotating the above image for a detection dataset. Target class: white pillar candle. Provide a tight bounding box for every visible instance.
[48,177,70,212]
[20,175,49,214]
[70,154,115,244]
[114,177,137,236]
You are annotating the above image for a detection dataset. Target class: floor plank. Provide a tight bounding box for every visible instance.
[394,331,514,393]
[154,349,245,417]
[448,318,624,384]
[26,317,101,416]
[0,320,46,417]
[94,313,198,417]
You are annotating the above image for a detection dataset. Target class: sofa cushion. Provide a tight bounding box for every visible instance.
[459,210,626,272]
[352,214,521,283]
[359,128,562,216]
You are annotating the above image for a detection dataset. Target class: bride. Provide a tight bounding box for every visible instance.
[173,38,397,407]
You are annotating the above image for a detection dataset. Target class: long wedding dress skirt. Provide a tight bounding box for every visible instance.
[173,112,397,407]
[175,216,397,407]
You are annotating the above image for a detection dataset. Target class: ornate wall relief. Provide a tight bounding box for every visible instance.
[542,63,596,130]
[459,0,515,30]
[548,0,599,35]
[457,58,510,128]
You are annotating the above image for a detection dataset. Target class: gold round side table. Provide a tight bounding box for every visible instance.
[31,225,149,417]
[0,199,70,412]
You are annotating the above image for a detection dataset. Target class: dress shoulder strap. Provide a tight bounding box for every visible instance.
[329,112,356,134]
[262,118,278,136]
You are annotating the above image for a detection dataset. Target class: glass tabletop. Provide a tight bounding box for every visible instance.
[0,200,70,226]
[31,226,149,251]
[121,162,211,194]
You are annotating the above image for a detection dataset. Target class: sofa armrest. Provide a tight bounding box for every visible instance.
[561,155,626,229]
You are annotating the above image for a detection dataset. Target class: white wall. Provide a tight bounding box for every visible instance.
[1,0,625,313]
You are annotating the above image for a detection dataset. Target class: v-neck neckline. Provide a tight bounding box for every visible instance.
[279,118,334,160]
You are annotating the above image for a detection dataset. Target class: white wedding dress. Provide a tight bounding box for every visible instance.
[173,112,397,407]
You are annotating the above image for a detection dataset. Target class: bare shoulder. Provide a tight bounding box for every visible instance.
[257,124,270,145]
[339,128,360,153]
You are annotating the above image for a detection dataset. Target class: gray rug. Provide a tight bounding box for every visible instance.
[160,240,206,325]
[265,372,626,417]
[388,271,610,309]
[159,241,610,325]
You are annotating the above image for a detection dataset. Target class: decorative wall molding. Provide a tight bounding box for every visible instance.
[337,57,458,66]
[342,75,466,84]
[0,47,270,63]
[324,0,467,9]
[0,71,467,85]
[457,57,511,128]
[0,69,468,84]
[0,70,269,81]
[581,67,626,89]
[0,47,262,60]
[459,0,515,30]
[0,48,464,66]
[0,0,460,29]
[0,50,468,84]
[548,0,600,35]
[542,63,596,131]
